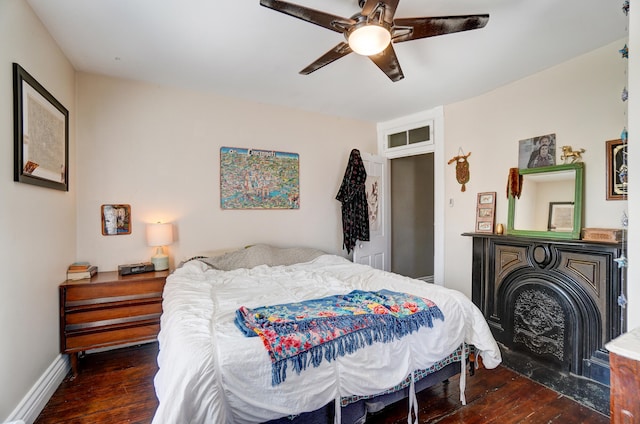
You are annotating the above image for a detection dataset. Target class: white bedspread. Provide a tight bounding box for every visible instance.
[152,254,501,424]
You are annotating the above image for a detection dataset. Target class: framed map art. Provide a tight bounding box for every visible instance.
[220,147,300,209]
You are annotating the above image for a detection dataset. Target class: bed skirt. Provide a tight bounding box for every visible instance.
[264,348,467,424]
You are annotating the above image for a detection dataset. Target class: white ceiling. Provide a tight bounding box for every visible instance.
[26,0,627,123]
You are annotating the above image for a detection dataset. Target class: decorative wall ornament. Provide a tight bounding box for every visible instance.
[619,44,628,58]
[615,0,629,323]
[447,149,471,192]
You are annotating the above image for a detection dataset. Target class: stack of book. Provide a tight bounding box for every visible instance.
[67,262,98,280]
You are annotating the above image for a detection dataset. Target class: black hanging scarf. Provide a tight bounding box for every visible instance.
[336,149,370,254]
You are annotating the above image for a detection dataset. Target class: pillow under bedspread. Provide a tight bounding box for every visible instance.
[196,244,327,271]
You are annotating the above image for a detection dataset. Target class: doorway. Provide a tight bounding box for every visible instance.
[390,153,434,281]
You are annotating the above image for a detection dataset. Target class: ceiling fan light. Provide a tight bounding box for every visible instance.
[348,24,391,56]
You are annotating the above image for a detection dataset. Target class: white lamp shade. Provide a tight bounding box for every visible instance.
[146,223,173,247]
[348,24,391,56]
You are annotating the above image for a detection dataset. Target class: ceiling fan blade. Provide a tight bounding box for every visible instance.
[300,42,353,75]
[361,0,400,24]
[368,43,404,82]
[393,15,489,42]
[260,0,355,33]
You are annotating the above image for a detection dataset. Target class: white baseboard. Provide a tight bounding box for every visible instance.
[5,354,69,424]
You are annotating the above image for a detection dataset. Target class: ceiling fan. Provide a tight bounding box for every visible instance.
[260,0,489,82]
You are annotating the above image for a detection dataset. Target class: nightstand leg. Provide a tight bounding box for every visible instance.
[69,352,79,379]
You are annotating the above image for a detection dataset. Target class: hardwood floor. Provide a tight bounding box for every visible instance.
[34,344,158,424]
[34,343,609,424]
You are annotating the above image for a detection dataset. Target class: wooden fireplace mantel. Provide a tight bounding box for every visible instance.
[463,232,627,415]
[463,233,626,338]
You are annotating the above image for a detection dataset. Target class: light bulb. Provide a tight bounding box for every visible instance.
[348,24,391,56]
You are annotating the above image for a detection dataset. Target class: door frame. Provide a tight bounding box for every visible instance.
[377,106,445,285]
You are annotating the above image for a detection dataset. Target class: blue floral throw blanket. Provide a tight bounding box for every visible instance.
[234,289,445,385]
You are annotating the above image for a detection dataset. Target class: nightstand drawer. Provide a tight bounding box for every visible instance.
[64,300,162,327]
[65,279,164,303]
[64,321,160,350]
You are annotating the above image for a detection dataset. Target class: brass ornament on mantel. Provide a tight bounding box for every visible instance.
[448,150,471,192]
[560,145,586,164]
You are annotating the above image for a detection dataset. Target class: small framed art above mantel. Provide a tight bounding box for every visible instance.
[548,202,575,232]
[475,192,496,233]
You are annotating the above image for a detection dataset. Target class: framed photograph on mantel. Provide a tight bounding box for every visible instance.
[548,202,575,232]
[13,63,69,191]
[606,138,627,200]
[475,192,496,233]
[518,133,557,169]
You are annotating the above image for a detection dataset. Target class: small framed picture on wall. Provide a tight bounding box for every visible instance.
[606,138,627,200]
[475,192,496,233]
[101,204,131,235]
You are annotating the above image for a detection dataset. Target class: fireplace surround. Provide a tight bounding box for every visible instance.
[464,233,626,415]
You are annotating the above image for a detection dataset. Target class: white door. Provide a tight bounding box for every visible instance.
[353,152,390,271]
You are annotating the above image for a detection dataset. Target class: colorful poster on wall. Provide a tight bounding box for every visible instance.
[220,147,300,209]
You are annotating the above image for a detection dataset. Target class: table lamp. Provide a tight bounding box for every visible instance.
[146,222,173,271]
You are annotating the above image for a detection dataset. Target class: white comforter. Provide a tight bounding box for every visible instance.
[152,254,501,424]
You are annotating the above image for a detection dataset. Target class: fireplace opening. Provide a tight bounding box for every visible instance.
[512,284,569,370]
[500,275,603,378]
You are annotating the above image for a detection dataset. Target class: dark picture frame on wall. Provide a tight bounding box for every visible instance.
[475,192,496,233]
[13,63,69,191]
[606,138,627,200]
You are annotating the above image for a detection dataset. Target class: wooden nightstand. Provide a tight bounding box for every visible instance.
[59,270,168,377]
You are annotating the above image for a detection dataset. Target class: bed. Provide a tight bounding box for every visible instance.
[152,244,501,424]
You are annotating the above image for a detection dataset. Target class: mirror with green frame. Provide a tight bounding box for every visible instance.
[507,163,584,239]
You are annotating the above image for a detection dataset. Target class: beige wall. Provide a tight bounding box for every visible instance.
[75,73,377,270]
[2,0,639,420]
[442,40,629,303]
[0,0,77,420]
